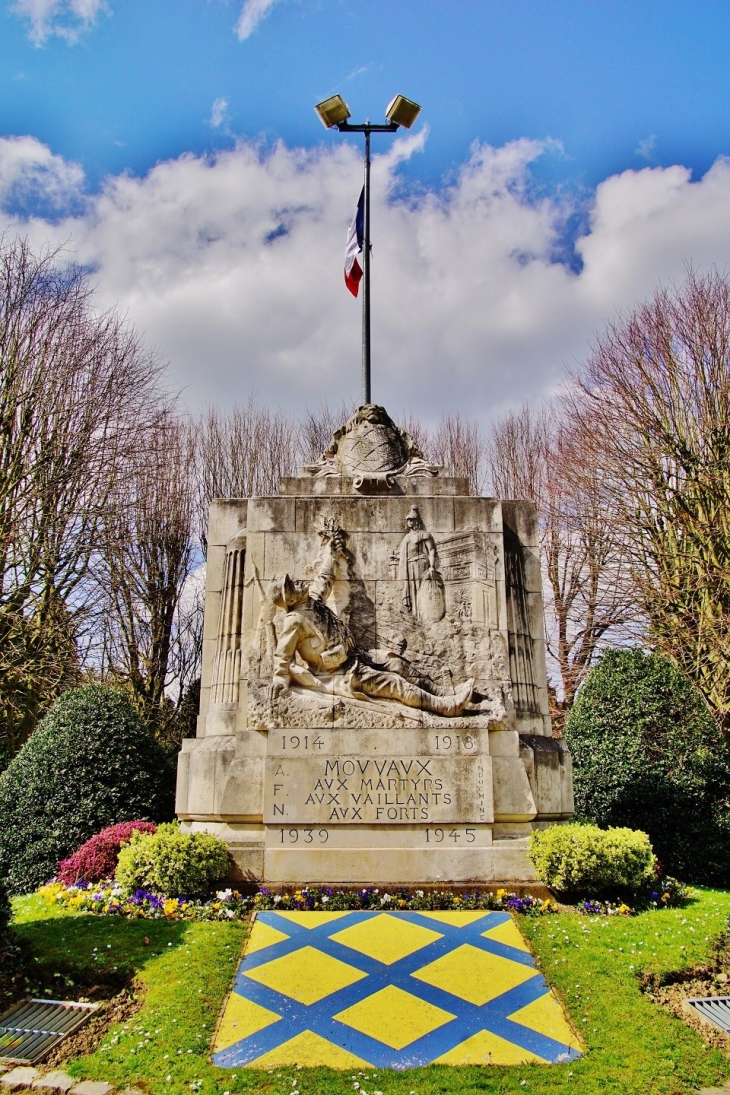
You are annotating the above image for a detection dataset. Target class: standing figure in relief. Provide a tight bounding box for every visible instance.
[398,505,446,623]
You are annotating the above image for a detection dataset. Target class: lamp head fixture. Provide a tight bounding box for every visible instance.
[314,94,351,129]
[315,94,421,131]
[385,94,421,129]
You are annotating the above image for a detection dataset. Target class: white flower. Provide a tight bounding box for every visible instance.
[274,894,282,904]
[217,889,233,901]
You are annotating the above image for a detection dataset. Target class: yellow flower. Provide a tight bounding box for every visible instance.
[163,899,179,917]
[496,888,507,899]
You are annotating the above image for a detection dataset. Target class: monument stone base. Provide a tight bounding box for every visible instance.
[176,406,574,885]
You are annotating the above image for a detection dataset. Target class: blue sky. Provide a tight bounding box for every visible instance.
[3,0,729,191]
[2,0,730,419]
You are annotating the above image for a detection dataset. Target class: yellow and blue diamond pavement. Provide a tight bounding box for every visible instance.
[212,911,582,1069]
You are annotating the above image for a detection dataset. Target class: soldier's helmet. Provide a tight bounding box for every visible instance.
[269,574,297,610]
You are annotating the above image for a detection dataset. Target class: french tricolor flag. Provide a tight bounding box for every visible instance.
[344,188,364,297]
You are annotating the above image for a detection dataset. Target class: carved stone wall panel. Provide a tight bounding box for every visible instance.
[247,497,296,533]
[205,545,227,594]
[279,475,470,497]
[199,637,218,716]
[265,847,497,884]
[202,589,222,643]
[339,532,405,581]
[295,496,456,535]
[520,737,574,819]
[208,500,248,548]
[264,824,494,849]
[454,497,503,535]
[265,726,492,757]
[262,530,323,581]
[502,500,539,550]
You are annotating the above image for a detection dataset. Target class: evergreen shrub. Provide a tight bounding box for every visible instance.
[564,649,730,884]
[58,821,158,885]
[528,822,655,894]
[115,823,230,897]
[0,684,174,894]
[0,877,11,941]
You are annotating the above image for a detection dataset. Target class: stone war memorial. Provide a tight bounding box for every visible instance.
[176,403,574,886]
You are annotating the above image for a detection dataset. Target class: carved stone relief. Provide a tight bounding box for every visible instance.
[397,505,446,623]
[210,534,246,705]
[309,404,440,490]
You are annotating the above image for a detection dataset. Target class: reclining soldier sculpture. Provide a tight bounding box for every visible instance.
[268,530,474,717]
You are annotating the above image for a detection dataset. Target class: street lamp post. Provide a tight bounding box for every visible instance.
[314,94,421,406]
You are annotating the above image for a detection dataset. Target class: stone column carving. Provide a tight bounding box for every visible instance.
[211,534,246,705]
[503,527,540,717]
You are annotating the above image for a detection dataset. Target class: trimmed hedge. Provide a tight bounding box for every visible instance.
[115,824,230,897]
[58,821,158,885]
[0,684,174,894]
[528,822,655,895]
[564,648,730,885]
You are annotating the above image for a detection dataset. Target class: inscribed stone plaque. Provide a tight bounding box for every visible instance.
[264,754,492,825]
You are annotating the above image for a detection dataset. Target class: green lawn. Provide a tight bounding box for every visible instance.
[9,889,730,1095]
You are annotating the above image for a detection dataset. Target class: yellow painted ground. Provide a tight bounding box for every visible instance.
[212,910,581,1070]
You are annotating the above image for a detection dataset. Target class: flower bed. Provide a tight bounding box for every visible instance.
[37,881,557,920]
[38,881,249,921]
[37,876,690,921]
[578,876,692,916]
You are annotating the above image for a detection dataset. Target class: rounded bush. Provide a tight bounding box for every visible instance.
[528,822,656,895]
[58,821,158,885]
[0,684,174,894]
[564,649,730,885]
[115,823,230,897]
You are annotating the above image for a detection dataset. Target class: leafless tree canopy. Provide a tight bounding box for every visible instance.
[485,404,636,720]
[98,415,201,741]
[567,267,730,726]
[298,400,357,465]
[0,236,168,757]
[194,396,300,551]
[430,412,486,495]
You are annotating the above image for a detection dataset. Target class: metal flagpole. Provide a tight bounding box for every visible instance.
[317,95,421,405]
[332,119,397,407]
[362,125,371,405]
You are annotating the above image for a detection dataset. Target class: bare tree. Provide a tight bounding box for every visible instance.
[486,404,636,721]
[430,411,486,495]
[568,267,730,728]
[99,415,199,741]
[0,236,168,758]
[195,396,299,551]
[298,400,356,465]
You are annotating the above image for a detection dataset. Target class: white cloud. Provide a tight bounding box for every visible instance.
[236,0,283,41]
[10,0,108,44]
[0,135,84,212]
[635,134,658,162]
[3,134,730,427]
[209,98,229,129]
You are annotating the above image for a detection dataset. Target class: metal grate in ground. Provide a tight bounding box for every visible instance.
[687,996,730,1033]
[0,999,98,1064]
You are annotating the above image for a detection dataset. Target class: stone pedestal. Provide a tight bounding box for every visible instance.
[176,406,573,884]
